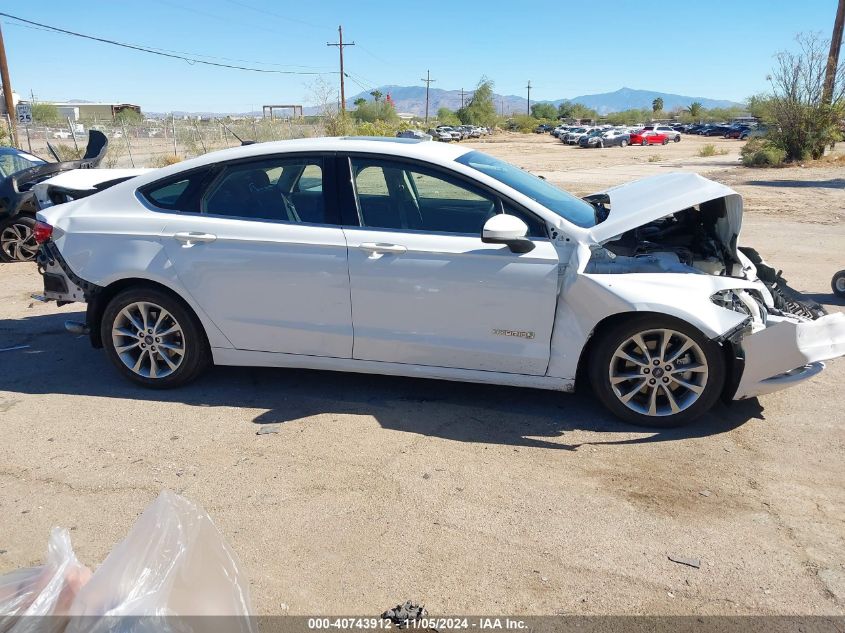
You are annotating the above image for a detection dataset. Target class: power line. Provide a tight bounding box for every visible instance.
[2,20,333,70]
[0,12,334,75]
[223,0,331,31]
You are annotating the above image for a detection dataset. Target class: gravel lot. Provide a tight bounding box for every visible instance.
[1,133,843,616]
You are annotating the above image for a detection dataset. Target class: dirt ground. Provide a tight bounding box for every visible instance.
[0,133,843,616]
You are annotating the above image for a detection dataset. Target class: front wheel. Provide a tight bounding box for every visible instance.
[101,287,210,388]
[832,270,845,298]
[674,135,680,142]
[662,138,669,145]
[588,315,726,427]
[620,139,628,147]
[641,139,648,146]
[0,215,38,263]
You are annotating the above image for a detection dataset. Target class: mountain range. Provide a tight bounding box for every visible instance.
[345,86,743,116]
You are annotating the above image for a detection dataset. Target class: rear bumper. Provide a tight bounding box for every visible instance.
[733,312,845,399]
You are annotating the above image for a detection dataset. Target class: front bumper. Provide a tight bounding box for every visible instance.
[734,312,845,399]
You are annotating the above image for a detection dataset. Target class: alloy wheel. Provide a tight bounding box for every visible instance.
[111,301,186,379]
[608,328,709,417]
[1,221,39,262]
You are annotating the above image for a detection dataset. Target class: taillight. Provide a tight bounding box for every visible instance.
[34,221,53,244]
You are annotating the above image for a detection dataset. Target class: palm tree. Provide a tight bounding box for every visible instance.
[370,90,383,102]
[686,101,703,118]
[652,97,664,113]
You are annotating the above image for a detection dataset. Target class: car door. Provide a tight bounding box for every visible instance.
[340,155,560,375]
[152,154,353,357]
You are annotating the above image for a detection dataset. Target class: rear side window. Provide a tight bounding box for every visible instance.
[140,168,213,213]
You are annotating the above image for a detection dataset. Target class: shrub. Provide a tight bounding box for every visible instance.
[698,144,717,157]
[52,144,84,161]
[740,137,787,167]
[355,120,398,137]
[648,154,662,162]
[148,154,183,168]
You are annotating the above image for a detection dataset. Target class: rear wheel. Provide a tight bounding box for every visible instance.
[674,135,681,142]
[0,215,38,263]
[832,270,845,298]
[641,138,648,146]
[620,139,628,147]
[588,315,726,427]
[662,138,669,145]
[101,287,210,388]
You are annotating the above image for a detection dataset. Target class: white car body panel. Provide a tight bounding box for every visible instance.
[588,173,741,244]
[159,213,353,357]
[343,228,560,374]
[32,168,151,208]
[36,137,844,409]
[734,312,845,399]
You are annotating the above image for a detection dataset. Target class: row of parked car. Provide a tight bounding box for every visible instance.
[538,120,763,148]
[395,125,492,142]
[547,123,682,148]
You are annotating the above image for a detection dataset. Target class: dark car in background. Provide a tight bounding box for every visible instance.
[702,125,732,137]
[579,129,631,148]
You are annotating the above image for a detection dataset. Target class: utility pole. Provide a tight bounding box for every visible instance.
[0,23,18,147]
[327,25,354,113]
[421,70,435,125]
[823,0,845,104]
[460,87,465,109]
[526,80,532,116]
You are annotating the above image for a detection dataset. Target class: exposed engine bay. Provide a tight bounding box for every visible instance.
[583,195,826,320]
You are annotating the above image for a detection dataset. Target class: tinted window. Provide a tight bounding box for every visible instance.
[202,157,328,224]
[350,158,546,237]
[140,169,212,212]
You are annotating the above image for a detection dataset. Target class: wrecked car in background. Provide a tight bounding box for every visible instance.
[0,131,110,262]
[32,137,845,427]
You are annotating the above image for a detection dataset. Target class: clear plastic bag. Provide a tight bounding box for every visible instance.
[1,491,254,633]
[0,528,92,631]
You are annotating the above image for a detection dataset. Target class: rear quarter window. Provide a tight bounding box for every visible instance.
[139,168,213,213]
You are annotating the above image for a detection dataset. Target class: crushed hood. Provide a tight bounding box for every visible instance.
[586,172,743,244]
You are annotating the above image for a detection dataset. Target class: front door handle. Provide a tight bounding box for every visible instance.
[359,242,407,255]
[173,232,217,246]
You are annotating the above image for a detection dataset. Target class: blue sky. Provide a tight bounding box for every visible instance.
[2,0,841,112]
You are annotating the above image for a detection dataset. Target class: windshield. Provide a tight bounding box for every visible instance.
[0,147,46,178]
[455,150,596,228]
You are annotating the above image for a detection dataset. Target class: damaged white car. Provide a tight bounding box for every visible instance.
[33,138,845,427]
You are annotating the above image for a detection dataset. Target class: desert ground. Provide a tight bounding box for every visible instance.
[0,133,843,616]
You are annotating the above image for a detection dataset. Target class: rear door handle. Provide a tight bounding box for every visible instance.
[173,232,217,246]
[359,242,407,255]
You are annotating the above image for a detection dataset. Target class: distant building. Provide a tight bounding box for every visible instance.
[48,102,142,122]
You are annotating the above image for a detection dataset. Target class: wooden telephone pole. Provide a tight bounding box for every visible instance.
[526,80,532,115]
[327,26,354,113]
[421,70,435,124]
[823,0,845,104]
[0,23,18,146]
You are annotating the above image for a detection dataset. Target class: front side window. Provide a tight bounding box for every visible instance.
[350,158,546,237]
[201,157,328,224]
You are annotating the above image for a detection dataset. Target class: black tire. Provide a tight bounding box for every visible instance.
[0,214,38,263]
[641,139,648,146]
[832,270,845,299]
[101,286,210,389]
[662,138,669,145]
[674,135,681,142]
[620,139,628,147]
[588,314,726,428]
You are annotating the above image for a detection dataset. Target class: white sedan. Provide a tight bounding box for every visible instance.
[34,137,845,427]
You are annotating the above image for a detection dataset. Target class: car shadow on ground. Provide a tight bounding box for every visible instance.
[1,311,765,451]
[744,178,845,189]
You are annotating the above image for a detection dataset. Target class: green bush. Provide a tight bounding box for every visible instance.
[740,137,787,167]
[698,144,717,157]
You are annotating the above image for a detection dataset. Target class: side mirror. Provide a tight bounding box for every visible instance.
[481,214,534,254]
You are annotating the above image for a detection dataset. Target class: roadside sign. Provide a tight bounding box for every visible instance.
[16,102,32,125]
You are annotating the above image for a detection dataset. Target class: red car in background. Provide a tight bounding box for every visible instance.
[629,130,670,146]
